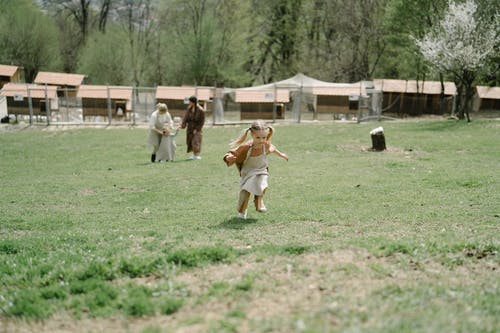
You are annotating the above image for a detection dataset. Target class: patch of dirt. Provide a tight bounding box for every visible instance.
[79,188,96,196]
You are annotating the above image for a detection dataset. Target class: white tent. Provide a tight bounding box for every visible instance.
[237,73,358,91]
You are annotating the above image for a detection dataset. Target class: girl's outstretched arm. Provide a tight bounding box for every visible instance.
[223,152,237,166]
[269,144,288,161]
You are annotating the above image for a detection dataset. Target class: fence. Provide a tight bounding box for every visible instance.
[2,85,460,126]
[0,95,6,119]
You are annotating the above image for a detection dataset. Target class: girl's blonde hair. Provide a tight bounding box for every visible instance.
[229,120,274,148]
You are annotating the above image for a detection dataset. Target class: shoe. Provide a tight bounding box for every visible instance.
[194,155,202,160]
[237,210,247,219]
[257,204,267,212]
[188,155,195,160]
[151,154,156,162]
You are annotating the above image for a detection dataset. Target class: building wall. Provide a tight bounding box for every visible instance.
[6,97,47,115]
[316,95,353,114]
[240,103,285,120]
[382,92,453,116]
[0,70,21,89]
[82,98,126,119]
[478,98,500,111]
[0,76,10,89]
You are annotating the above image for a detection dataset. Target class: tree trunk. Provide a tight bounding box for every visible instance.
[370,127,386,151]
[98,0,112,32]
[461,70,476,122]
[439,73,446,115]
[372,134,386,151]
[455,81,465,120]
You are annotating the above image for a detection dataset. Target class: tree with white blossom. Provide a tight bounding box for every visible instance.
[415,0,499,121]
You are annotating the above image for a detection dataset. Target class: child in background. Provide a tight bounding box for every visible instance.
[223,120,288,219]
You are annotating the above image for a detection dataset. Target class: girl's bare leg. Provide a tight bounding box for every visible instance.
[238,190,251,213]
[254,192,267,212]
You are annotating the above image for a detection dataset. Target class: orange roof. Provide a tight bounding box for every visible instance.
[311,83,362,96]
[156,86,213,101]
[374,79,456,95]
[77,85,133,100]
[416,80,456,95]
[34,71,85,87]
[476,86,500,99]
[0,83,58,99]
[0,64,19,77]
[234,89,289,103]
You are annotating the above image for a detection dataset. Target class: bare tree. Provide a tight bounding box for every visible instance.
[247,0,303,84]
[98,0,113,32]
[41,0,114,39]
[115,0,154,87]
[300,0,388,83]
[43,0,92,41]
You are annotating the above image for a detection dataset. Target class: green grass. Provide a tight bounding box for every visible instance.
[0,119,499,332]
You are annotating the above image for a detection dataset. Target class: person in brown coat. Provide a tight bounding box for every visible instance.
[180,96,205,160]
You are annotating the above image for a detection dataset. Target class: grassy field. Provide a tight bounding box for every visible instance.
[0,119,499,333]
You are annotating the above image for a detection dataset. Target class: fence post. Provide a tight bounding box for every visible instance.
[27,85,33,125]
[272,84,277,123]
[212,84,216,125]
[45,84,50,126]
[298,85,303,123]
[64,86,69,123]
[132,84,136,126]
[107,86,112,125]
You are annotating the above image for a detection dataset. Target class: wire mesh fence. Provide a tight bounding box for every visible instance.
[1,84,463,126]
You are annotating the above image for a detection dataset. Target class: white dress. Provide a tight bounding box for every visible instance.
[240,144,269,196]
[156,130,177,162]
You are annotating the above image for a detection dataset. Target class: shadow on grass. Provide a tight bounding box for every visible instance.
[176,159,199,163]
[217,217,258,230]
[137,159,194,166]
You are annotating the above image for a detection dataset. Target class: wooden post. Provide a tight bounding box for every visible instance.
[132,84,136,126]
[27,85,33,125]
[272,84,277,123]
[370,126,386,151]
[45,83,50,126]
[107,86,112,125]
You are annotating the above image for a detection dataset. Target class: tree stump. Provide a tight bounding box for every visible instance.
[370,126,386,151]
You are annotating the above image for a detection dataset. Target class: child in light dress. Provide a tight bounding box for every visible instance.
[223,120,288,219]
